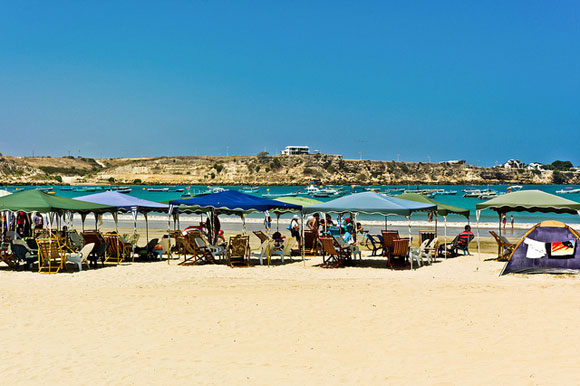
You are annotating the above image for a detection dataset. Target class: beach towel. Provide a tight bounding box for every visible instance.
[548,240,576,258]
[524,238,546,259]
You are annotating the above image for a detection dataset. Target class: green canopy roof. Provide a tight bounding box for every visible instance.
[275,196,321,207]
[0,190,114,214]
[398,193,470,219]
[475,190,580,215]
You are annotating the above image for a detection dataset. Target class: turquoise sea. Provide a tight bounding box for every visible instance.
[2,184,580,227]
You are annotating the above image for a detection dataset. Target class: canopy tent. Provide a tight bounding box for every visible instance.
[74,191,169,212]
[302,192,436,216]
[275,196,322,207]
[398,192,470,255]
[0,189,11,198]
[501,221,580,275]
[475,190,580,259]
[0,190,113,214]
[74,191,171,241]
[476,190,580,216]
[398,193,470,218]
[169,190,301,214]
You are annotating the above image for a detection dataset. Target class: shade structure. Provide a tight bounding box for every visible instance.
[476,190,580,215]
[398,193,470,218]
[302,192,436,216]
[74,191,169,213]
[169,190,301,214]
[272,196,321,214]
[0,190,11,197]
[0,190,113,214]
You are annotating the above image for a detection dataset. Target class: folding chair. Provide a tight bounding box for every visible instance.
[319,237,352,268]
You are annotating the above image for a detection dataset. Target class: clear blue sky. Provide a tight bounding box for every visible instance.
[1,1,578,166]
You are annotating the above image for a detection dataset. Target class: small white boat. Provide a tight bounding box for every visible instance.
[240,186,260,193]
[556,188,580,194]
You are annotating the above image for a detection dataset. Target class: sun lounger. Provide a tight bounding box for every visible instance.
[36,237,66,273]
[227,235,250,267]
[319,237,352,268]
[388,238,410,269]
[489,231,516,261]
[381,230,399,258]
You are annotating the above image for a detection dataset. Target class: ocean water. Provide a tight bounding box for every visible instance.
[3,184,580,228]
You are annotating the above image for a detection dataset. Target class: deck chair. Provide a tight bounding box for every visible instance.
[253,230,286,265]
[81,231,108,267]
[367,234,383,256]
[175,234,199,264]
[103,233,131,263]
[303,230,320,256]
[36,238,66,273]
[66,230,84,251]
[227,235,250,267]
[388,238,410,269]
[180,237,222,265]
[65,243,94,271]
[451,233,474,256]
[319,237,352,268]
[381,230,399,258]
[489,231,516,261]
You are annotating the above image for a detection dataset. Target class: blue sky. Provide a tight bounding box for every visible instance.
[1,1,578,166]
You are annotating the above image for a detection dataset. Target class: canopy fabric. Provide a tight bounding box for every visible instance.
[302,192,436,216]
[74,191,169,213]
[270,196,322,214]
[169,190,301,213]
[0,189,11,197]
[0,190,113,214]
[476,190,580,215]
[398,193,470,218]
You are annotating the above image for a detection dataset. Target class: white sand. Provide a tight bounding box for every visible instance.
[1,240,580,385]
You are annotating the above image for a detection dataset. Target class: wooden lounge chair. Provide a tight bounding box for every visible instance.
[332,235,361,260]
[419,230,436,244]
[388,238,410,269]
[175,234,198,264]
[227,235,250,268]
[319,237,352,268]
[381,230,399,258]
[489,231,516,261]
[179,237,222,265]
[36,238,66,273]
[303,229,320,256]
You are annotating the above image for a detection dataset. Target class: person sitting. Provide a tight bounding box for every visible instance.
[440,225,474,256]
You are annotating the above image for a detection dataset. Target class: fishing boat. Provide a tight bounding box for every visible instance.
[148,187,170,192]
[262,192,297,199]
[507,185,523,192]
[59,186,73,191]
[240,186,260,193]
[463,189,483,198]
[556,187,580,194]
[437,190,457,195]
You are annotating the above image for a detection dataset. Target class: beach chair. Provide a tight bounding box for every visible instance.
[134,238,160,261]
[65,243,94,271]
[381,230,399,258]
[489,231,516,261]
[81,231,108,267]
[409,239,431,267]
[425,237,439,262]
[9,239,37,270]
[367,234,383,256]
[319,237,352,268]
[103,233,131,263]
[227,235,250,268]
[253,230,286,265]
[36,238,66,274]
[180,237,223,265]
[388,238,410,269]
[451,233,474,256]
[66,229,84,251]
[419,230,436,244]
[303,230,320,256]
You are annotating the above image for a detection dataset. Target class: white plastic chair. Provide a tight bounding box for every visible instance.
[66,243,94,271]
[410,239,431,267]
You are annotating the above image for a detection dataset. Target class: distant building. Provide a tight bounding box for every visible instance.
[438,160,466,165]
[281,146,310,155]
[503,159,525,169]
[526,162,545,171]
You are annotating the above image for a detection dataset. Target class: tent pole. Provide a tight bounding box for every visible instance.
[145,213,149,244]
[301,211,305,265]
[498,212,502,237]
[476,210,481,264]
[407,215,412,270]
[444,215,448,260]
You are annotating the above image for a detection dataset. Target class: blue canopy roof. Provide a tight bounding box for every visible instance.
[169,190,301,213]
[302,191,436,216]
[74,191,169,213]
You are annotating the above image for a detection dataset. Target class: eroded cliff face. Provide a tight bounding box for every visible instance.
[0,154,575,186]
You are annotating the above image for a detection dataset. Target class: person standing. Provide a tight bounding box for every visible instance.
[289,215,301,242]
[502,214,507,231]
[264,211,272,234]
[510,215,514,233]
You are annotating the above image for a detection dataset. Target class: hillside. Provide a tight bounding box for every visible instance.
[1,154,578,186]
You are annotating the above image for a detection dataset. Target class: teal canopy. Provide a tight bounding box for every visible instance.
[302,192,436,216]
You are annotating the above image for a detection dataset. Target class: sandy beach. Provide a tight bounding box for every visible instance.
[2,228,580,385]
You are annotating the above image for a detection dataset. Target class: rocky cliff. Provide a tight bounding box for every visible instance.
[1,154,578,186]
